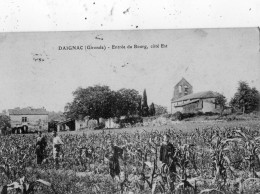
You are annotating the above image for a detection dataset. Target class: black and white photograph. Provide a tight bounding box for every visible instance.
[0,1,260,194]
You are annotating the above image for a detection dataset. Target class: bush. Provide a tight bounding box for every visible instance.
[196,111,204,116]
[171,111,221,121]
[94,122,105,130]
[251,111,260,115]
[221,113,229,117]
[163,113,172,119]
[182,113,196,119]
[204,112,218,116]
[171,111,183,121]
[119,116,143,127]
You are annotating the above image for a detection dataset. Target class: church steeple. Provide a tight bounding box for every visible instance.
[172,78,193,101]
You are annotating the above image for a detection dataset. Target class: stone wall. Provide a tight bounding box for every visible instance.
[201,98,220,113]
[183,102,201,113]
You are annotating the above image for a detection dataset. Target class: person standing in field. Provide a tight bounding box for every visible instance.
[160,134,176,190]
[35,131,47,164]
[107,140,123,180]
[52,131,64,168]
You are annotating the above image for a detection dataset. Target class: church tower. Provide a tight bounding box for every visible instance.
[172,78,193,101]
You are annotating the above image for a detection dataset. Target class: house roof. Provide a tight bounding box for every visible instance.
[172,91,220,102]
[8,108,48,115]
[57,119,74,125]
[175,99,200,107]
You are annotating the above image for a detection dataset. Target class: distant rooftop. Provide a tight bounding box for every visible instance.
[8,108,48,115]
[172,91,221,102]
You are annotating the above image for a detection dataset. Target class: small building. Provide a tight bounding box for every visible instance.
[105,118,120,129]
[171,91,222,114]
[56,117,98,131]
[56,119,77,131]
[7,107,48,133]
[171,78,222,114]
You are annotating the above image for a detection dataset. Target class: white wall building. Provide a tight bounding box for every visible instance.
[7,107,48,133]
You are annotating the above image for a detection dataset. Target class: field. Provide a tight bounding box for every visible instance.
[1,119,260,194]
[61,120,260,135]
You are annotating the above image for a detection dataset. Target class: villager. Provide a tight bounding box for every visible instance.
[35,131,47,164]
[52,131,64,168]
[160,134,177,190]
[108,141,123,179]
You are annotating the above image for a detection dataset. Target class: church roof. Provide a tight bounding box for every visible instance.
[172,91,221,102]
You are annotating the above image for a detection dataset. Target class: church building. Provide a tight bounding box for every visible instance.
[171,78,221,114]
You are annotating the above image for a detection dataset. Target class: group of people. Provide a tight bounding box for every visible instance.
[108,134,177,188]
[35,131,177,187]
[35,130,64,168]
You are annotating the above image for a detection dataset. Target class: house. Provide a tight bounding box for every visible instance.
[7,107,48,133]
[56,117,98,131]
[56,119,77,131]
[105,118,121,129]
[105,115,143,129]
[171,78,221,114]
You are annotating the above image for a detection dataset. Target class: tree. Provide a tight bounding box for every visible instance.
[116,89,142,117]
[64,85,115,124]
[48,111,65,122]
[149,103,156,116]
[137,98,142,116]
[154,104,168,116]
[230,81,260,113]
[142,89,149,117]
[0,115,11,135]
[214,94,227,115]
[247,87,260,112]
[64,85,143,124]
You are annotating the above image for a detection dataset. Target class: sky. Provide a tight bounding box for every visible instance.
[0,28,259,112]
[0,0,259,32]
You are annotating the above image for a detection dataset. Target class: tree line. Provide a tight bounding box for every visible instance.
[64,86,164,123]
[230,81,260,114]
[214,81,259,115]
[64,81,260,122]
[0,81,258,132]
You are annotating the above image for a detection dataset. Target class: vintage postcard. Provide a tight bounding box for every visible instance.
[0,28,260,193]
